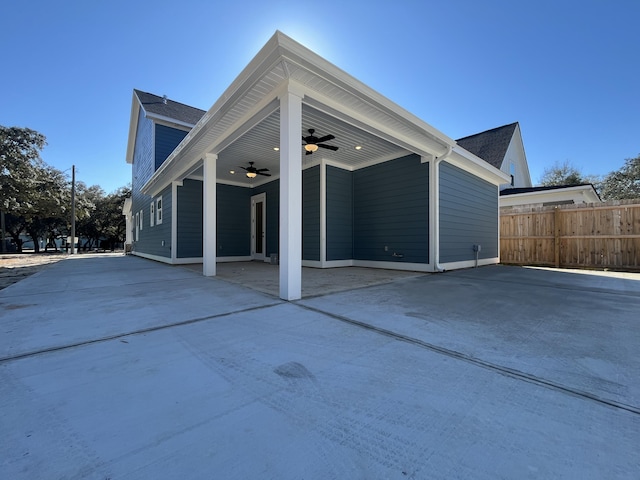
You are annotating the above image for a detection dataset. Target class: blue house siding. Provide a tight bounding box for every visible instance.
[132,106,154,188]
[252,180,280,258]
[302,166,320,261]
[353,154,429,263]
[217,184,251,257]
[176,180,203,258]
[439,162,498,263]
[155,124,188,170]
[326,166,353,260]
[134,184,172,258]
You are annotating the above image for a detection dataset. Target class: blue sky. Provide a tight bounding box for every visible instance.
[2,0,638,193]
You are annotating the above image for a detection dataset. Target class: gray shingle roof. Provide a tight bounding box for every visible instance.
[456,122,518,169]
[134,89,206,126]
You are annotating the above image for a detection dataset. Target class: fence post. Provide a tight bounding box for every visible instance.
[554,207,561,268]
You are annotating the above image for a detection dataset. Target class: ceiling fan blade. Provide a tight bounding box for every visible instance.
[305,150,313,155]
[316,134,335,143]
[256,168,270,172]
[318,144,339,151]
[239,166,249,171]
[258,172,272,176]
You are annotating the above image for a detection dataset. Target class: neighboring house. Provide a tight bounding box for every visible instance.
[456,122,531,191]
[499,183,601,207]
[458,122,602,207]
[125,31,509,300]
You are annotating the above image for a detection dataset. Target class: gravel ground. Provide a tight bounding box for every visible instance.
[0,254,68,290]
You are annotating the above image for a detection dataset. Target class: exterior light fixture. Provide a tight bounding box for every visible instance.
[246,171,257,178]
[355,145,362,150]
[304,144,319,153]
[273,147,280,151]
[229,170,235,174]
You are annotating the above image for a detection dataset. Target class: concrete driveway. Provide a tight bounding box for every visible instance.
[1,255,639,479]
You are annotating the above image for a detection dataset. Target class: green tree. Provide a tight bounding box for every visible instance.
[0,126,48,211]
[75,185,130,251]
[538,160,586,186]
[600,154,640,200]
[1,126,48,252]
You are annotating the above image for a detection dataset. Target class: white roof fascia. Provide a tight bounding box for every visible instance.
[449,145,512,185]
[276,32,455,151]
[141,30,457,195]
[125,91,142,164]
[513,123,532,187]
[140,35,288,195]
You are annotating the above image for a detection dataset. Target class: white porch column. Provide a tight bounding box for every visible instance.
[203,153,217,276]
[279,89,303,300]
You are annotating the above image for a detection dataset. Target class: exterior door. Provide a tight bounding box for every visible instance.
[251,193,266,261]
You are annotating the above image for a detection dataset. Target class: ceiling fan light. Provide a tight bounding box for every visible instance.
[246,171,257,178]
[304,144,318,152]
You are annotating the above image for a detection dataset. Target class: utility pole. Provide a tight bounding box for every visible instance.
[70,165,76,255]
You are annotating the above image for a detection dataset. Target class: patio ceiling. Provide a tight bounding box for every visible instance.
[186,104,412,186]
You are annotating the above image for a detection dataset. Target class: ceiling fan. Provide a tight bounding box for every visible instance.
[240,161,271,178]
[302,129,339,155]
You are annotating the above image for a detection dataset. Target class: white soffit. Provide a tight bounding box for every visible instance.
[141,31,469,195]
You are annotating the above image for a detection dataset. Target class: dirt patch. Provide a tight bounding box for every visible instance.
[0,254,68,290]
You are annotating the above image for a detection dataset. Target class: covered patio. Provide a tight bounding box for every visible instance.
[138,31,508,301]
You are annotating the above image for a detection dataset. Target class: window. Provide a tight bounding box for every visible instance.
[150,202,155,227]
[135,212,139,241]
[156,196,163,225]
[139,210,143,230]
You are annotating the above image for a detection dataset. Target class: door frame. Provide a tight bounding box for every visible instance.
[251,193,266,261]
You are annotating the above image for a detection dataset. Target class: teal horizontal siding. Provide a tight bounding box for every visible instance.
[439,162,498,263]
[302,166,320,261]
[177,180,203,258]
[353,154,429,264]
[217,184,251,257]
[326,166,353,260]
[133,184,171,258]
[155,124,188,170]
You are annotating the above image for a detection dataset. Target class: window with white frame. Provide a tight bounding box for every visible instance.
[139,210,143,230]
[150,202,155,227]
[135,212,139,241]
[156,196,163,225]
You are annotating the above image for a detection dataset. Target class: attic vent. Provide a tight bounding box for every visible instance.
[162,95,167,105]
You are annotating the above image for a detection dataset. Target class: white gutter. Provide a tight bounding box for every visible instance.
[430,145,453,272]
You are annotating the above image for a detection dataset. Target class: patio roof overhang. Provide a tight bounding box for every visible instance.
[140,31,506,196]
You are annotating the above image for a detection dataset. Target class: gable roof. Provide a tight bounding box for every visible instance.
[126,90,207,164]
[133,89,206,127]
[456,122,518,169]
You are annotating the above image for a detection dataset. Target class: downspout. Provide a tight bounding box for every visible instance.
[431,145,453,272]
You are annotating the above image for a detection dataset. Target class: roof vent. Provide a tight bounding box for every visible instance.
[162,95,167,105]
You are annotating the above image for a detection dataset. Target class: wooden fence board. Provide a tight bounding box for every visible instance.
[500,200,640,270]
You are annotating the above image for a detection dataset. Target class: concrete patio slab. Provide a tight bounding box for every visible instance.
[184,261,426,298]
[1,256,639,479]
[301,265,640,410]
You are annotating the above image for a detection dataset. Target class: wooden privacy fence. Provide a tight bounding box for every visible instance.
[500,200,640,270]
